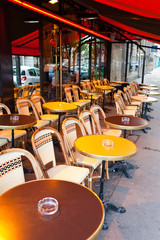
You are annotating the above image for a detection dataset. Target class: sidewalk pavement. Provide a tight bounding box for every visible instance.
[97,67,160,240]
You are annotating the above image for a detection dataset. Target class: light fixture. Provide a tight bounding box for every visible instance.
[80,13,99,20]
[8,0,110,41]
[24,18,39,23]
[49,0,58,4]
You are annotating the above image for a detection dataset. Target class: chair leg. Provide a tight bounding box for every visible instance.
[88,177,92,189]
[81,180,85,186]
[88,168,94,189]
[105,161,109,180]
[22,137,25,149]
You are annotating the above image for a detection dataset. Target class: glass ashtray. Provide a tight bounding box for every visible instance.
[121,117,130,124]
[38,197,58,216]
[102,139,113,147]
[10,115,19,121]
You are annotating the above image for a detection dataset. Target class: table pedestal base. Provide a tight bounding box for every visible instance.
[99,160,126,230]
[103,202,126,230]
[141,103,154,121]
[109,160,139,179]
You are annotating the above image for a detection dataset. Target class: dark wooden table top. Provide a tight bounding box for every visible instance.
[0,114,36,129]
[105,115,148,130]
[0,179,104,240]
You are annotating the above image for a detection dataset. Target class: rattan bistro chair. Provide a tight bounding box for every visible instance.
[114,93,137,116]
[0,148,41,195]
[64,87,89,115]
[17,98,50,129]
[117,90,140,116]
[79,109,120,180]
[0,103,26,148]
[123,87,142,108]
[31,127,89,185]
[62,117,102,189]
[19,85,31,98]
[90,105,122,137]
[79,110,98,136]
[31,95,58,127]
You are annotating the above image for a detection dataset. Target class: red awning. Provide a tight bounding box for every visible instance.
[12,30,39,56]
[94,0,160,19]
[74,0,160,43]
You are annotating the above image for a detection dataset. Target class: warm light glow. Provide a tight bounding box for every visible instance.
[8,0,110,41]
[49,0,58,4]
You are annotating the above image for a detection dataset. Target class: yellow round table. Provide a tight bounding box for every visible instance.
[75,135,137,229]
[131,95,158,120]
[75,135,137,161]
[140,84,157,87]
[140,86,159,91]
[75,134,137,184]
[95,85,114,91]
[131,95,158,103]
[138,90,160,96]
[43,102,77,131]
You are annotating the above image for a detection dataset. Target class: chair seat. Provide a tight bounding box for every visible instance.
[0,138,8,147]
[79,99,90,103]
[86,95,101,100]
[123,109,136,116]
[47,165,89,184]
[131,101,142,107]
[74,152,102,169]
[102,129,122,137]
[74,101,90,108]
[34,120,50,128]
[126,106,138,110]
[41,114,59,122]
[0,129,26,141]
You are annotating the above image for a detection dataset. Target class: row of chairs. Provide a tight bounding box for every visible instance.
[64,80,113,115]
[114,82,142,116]
[17,96,59,128]
[64,85,90,114]
[0,80,145,195]
[81,78,116,105]
[0,96,59,150]
[0,102,123,194]
[14,83,41,100]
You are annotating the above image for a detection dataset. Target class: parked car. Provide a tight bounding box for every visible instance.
[13,66,40,86]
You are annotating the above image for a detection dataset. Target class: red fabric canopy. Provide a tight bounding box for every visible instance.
[94,0,160,19]
[75,0,160,43]
[12,30,39,56]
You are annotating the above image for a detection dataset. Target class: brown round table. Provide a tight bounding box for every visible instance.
[0,179,104,240]
[105,115,148,138]
[0,114,37,147]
